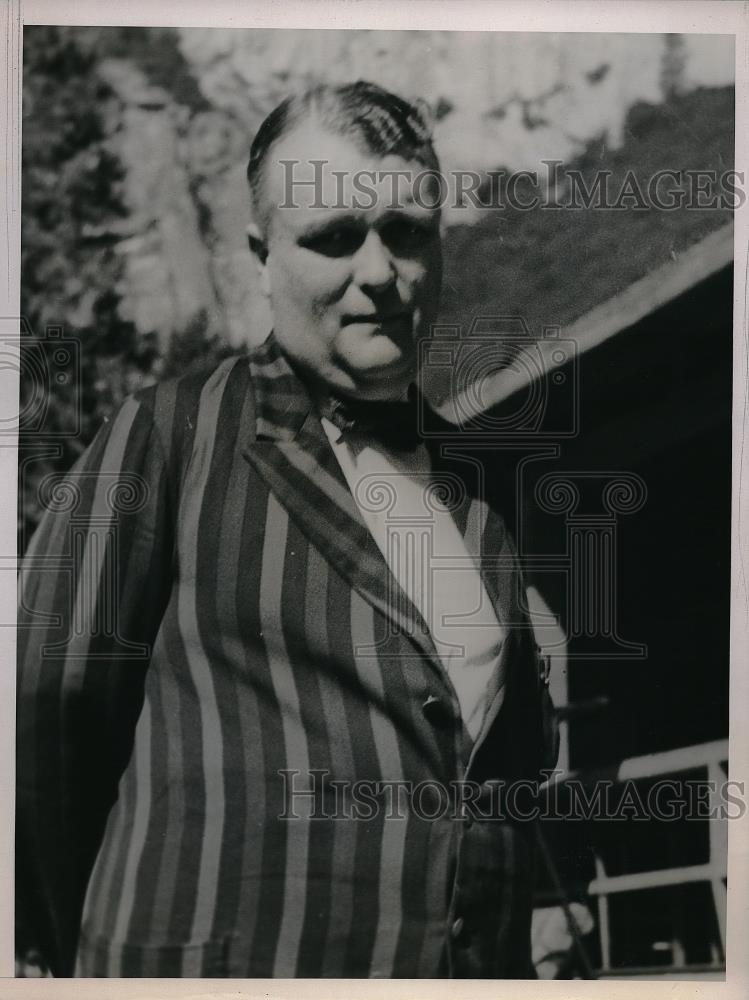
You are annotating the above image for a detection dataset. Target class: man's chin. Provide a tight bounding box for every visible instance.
[348,355,416,396]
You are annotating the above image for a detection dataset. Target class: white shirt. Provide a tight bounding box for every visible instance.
[321,417,506,740]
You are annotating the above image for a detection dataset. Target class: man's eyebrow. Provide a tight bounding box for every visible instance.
[378,206,440,224]
[294,213,365,238]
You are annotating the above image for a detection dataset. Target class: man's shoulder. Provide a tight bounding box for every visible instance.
[125,352,254,462]
[131,353,252,430]
[134,352,250,413]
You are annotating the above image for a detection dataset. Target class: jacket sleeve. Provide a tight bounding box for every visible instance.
[16,387,176,976]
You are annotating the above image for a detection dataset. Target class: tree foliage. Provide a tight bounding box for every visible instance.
[20,27,163,548]
[19,25,240,555]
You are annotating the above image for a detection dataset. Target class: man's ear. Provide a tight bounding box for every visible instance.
[246,221,271,299]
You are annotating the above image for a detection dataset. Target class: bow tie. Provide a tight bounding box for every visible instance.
[319,390,422,451]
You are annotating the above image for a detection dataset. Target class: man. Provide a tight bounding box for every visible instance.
[17,81,556,978]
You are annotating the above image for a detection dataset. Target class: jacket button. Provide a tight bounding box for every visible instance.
[450,916,466,941]
[422,694,452,728]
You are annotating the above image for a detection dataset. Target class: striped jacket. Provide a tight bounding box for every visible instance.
[17,332,555,978]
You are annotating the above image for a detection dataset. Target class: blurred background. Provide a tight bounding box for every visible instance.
[19,26,734,979]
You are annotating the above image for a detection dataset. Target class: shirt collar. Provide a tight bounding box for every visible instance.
[248,330,444,449]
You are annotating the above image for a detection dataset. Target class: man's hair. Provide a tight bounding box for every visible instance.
[246,80,440,232]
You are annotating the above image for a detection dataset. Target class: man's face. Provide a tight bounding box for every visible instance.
[250,119,443,401]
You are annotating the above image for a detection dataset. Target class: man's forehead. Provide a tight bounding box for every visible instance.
[259,118,441,221]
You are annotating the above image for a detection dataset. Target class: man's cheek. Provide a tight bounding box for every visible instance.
[408,254,440,287]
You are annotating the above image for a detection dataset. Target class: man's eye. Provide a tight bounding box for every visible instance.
[304,227,365,257]
[380,219,434,253]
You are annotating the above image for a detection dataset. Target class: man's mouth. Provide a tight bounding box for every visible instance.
[343,311,410,326]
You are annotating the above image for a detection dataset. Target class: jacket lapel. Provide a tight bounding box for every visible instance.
[240,334,444,668]
[239,334,525,752]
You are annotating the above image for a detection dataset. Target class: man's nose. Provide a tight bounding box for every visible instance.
[353,230,396,291]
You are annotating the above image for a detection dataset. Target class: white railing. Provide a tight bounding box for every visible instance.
[544,739,729,975]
